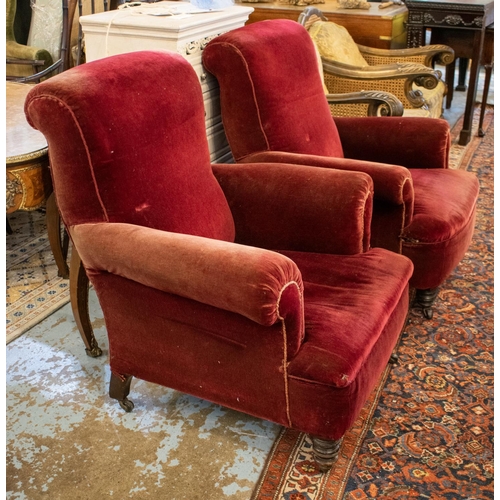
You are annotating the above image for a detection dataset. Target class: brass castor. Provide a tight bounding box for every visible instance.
[389,353,399,365]
[119,398,135,412]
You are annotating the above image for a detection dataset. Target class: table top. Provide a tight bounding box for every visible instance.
[405,0,493,11]
[80,1,254,30]
[6,82,48,164]
[241,0,407,18]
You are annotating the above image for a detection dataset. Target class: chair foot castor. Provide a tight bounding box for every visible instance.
[119,398,134,412]
[415,288,439,320]
[85,346,103,358]
[423,307,434,320]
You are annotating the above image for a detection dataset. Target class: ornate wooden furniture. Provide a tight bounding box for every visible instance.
[202,19,480,319]
[405,0,494,145]
[431,22,494,137]
[25,49,414,472]
[6,81,68,278]
[6,0,76,83]
[299,7,453,117]
[242,0,409,49]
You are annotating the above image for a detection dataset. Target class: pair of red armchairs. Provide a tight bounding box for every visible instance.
[24,19,477,474]
[26,49,412,472]
[202,19,479,319]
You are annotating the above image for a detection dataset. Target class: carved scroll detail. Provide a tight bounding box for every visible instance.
[6,177,23,210]
[423,12,483,27]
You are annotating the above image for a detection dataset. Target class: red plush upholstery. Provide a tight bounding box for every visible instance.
[202,19,480,318]
[25,50,413,470]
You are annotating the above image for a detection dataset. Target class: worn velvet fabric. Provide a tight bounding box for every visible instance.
[202,19,479,290]
[25,50,413,443]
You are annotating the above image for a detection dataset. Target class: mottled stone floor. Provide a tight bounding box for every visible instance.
[6,289,280,499]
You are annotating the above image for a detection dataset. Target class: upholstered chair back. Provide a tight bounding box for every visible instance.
[25,50,236,242]
[202,19,344,162]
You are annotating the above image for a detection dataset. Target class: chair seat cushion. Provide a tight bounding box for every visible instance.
[280,248,413,388]
[403,168,479,243]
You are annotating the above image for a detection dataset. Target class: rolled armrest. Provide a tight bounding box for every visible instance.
[334,116,451,170]
[6,41,52,65]
[71,222,303,327]
[239,153,413,226]
[212,162,373,255]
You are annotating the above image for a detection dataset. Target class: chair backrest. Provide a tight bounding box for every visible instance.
[202,19,345,162]
[24,50,236,242]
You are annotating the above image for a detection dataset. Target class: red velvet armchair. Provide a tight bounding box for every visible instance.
[25,50,413,471]
[202,19,480,319]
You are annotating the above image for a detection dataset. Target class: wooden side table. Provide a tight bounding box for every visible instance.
[243,0,409,49]
[6,81,69,279]
[405,0,494,145]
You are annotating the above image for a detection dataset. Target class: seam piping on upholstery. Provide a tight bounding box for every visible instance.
[362,189,371,253]
[27,95,109,222]
[212,42,270,157]
[276,280,302,428]
[398,176,413,254]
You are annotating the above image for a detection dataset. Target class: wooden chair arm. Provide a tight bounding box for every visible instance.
[358,44,455,67]
[326,91,404,116]
[322,59,442,108]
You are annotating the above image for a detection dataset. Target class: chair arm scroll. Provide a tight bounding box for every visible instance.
[326,91,404,116]
[71,222,303,327]
[358,44,455,67]
[213,162,373,255]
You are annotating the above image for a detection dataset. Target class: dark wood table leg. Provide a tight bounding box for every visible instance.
[70,247,103,357]
[456,57,469,91]
[445,59,456,109]
[458,29,485,146]
[46,192,69,279]
[478,61,492,137]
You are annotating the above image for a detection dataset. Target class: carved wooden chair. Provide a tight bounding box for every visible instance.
[25,50,414,472]
[299,7,455,118]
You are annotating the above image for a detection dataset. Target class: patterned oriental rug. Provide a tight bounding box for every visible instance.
[5,106,492,346]
[251,108,494,499]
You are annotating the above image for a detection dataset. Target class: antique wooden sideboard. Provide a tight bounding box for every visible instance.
[242,0,409,49]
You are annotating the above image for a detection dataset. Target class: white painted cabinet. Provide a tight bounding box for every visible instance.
[80,2,253,162]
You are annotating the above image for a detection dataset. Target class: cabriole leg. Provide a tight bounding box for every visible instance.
[310,435,342,473]
[109,372,134,412]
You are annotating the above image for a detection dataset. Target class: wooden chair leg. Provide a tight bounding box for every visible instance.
[70,247,103,357]
[109,372,134,412]
[46,192,69,279]
[310,435,342,473]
